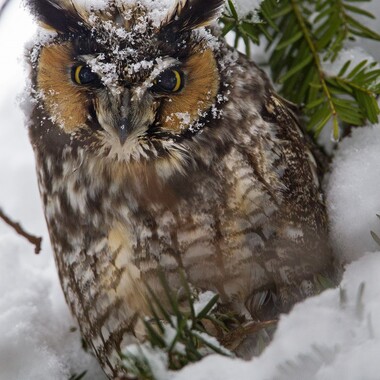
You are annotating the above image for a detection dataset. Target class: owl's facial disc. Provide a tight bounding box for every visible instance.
[33,0,224,162]
[36,40,221,149]
[85,56,181,145]
[90,50,220,144]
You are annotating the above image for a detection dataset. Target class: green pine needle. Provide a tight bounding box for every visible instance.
[219,0,380,140]
[68,371,87,380]
[120,272,234,379]
[370,214,380,246]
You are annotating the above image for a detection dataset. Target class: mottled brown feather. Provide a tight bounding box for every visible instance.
[25,1,338,379]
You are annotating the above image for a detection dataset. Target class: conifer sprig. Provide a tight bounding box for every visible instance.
[221,0,380,140]
[120,273,234,379]
[221,0,271,56]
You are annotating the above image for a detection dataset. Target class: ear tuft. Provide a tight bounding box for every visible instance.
[162,0,224,34]
[26,0,86,33]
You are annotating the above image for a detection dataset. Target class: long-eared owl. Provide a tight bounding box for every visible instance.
[25,0,336,378]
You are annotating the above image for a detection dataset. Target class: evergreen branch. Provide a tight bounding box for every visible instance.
[120,273,235,379]
[316,0,351,60]
[326,60,380,125]
[118,251,334,377]
[290,0,340,139]
[220,0,289,59]
[220,0,380,140]
[220,0,267,54]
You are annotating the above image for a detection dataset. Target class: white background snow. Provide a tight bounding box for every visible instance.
[0,1,380,379]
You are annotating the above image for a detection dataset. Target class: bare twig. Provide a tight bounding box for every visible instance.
[0,0,12,19]
[0,207,42,254]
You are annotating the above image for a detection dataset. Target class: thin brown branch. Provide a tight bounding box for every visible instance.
[0,0,12,19]
[0,207,42,254]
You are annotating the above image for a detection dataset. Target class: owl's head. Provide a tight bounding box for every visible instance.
[27,0,236,171]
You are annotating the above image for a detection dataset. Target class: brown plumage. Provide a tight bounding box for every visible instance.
[25,0,337,378]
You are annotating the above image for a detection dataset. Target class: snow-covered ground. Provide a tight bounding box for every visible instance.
[0,1,380,379]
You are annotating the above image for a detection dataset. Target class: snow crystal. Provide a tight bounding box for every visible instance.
[27,29,57,65]
[127,59,155,76]
[138,0,177,28]
[88,54,119,88]
[75,0,110,11]
[173,112,192,129]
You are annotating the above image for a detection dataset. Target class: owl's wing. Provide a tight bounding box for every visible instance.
[227,91,336,315]
[264,91,330,177]
[53,224,148,376]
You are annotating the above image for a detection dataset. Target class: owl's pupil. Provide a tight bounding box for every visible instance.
[157,71,177,91]
[154,69,183,93]
[80,67,97,84]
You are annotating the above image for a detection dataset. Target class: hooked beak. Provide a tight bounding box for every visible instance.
[117,117,131,145]
[115,88,141,146]
[109,87,154,145]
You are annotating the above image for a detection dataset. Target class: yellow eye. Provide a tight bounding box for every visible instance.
[72,65,100,86]
[172,70,182,92]
[153,69,184,93]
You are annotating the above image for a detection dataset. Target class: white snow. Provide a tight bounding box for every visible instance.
[193,291,217,317]
[0,1,380,380]
[327,124,380,263]
[75,0,110,11]
[0,235,106,380]
[123,344,170,380]
[322,48,379,78]
[174,252,380,380]
[133,0,176,27]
